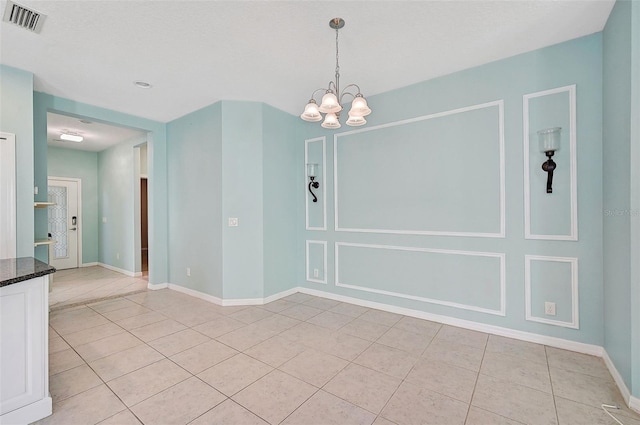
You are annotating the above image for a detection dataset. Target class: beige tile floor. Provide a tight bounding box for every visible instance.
[38,288,640,425]
[49,266,148,310]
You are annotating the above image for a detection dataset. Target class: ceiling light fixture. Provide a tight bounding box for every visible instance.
[133,81,152,89]
[300,18,371,129]
[60,133,83,142]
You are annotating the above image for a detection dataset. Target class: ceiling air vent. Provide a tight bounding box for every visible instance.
[3,1,46,33]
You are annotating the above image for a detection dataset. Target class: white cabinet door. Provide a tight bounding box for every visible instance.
[0,277,47,416]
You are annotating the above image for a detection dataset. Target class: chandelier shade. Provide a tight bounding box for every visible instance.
[348,95,372,117]
[346,114,366,126]
[321,112,341,129]
[319,92,342,113]
[300,100,322,122]
[300,18,370,129]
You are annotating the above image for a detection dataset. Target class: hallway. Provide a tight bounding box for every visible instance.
[49,266,148,311]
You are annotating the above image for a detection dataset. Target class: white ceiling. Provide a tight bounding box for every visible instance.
[1,1,615,123]
[47,112,146,152]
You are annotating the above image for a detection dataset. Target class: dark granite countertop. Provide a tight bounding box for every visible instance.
[0,257,56,288]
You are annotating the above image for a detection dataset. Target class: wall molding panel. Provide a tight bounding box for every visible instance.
[523,85,578,241]
[333,100,505,238]
[304,137,327,231]
[335,242,506,316]
[305,240,327,284]
[525,254,579,329]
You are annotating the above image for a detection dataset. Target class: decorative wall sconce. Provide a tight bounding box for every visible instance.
[307,163,319,202]
[538,127,561,193]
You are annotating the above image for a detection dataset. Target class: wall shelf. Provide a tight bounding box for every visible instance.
[34,202,55,208]
[34,240,55,247]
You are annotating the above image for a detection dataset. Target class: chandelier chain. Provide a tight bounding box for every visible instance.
[335,26,340,96]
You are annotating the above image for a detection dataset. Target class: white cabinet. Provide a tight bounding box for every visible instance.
[0,275,51,424]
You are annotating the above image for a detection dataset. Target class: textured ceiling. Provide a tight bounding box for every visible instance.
[1,1,615,123]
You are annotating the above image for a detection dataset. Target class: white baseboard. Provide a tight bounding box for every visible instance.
[0,396,52,424]
[217,287,300,306]
[603,349,640,413]
[603,350,631,406]
[80,262,98,268]
[98,262,138,277]
[168,284,224,305]
[147,282,168,290]
[163,283,297,307]
[264,287,299,303]
[298,287,603,356]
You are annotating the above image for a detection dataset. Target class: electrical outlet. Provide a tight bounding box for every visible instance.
[313,268,319,278]
[544,301,556,316]
[102,217,107,223]
[187,267,191,277]
[228,217,239,227]
[116,252,120,260]
[34,186,38,195]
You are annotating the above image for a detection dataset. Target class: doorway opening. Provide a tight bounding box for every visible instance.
[141,178,148,275]
[134,142,149,279]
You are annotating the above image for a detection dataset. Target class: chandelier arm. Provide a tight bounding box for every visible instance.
[338,84,362,104]
[327,81,337,93]
[309,88,327,101]
[341,84,361,94]
[339,91,356,105]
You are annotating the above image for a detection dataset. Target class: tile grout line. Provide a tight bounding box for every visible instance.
[544,345,562,425]
[462,333,488,424]
[371,321,445,423]
[51,299,201,424]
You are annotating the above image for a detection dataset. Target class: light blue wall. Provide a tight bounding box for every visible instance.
[167,102,223,297]
[98,136,146,272]
[603,0,640,398]
[165,101,299,299]
[47,147,99,264]
[603,0,632,392]
[262,104,300,297]
[0,65,34,257]
[33,93,168,284]
[221,101,264,299]
[300,34,604,345]
[631,0,640,400]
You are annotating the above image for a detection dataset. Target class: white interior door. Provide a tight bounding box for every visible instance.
[0,132,16,260]
[48,178,79,269]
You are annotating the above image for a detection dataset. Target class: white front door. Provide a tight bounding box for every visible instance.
[48,178,80,270]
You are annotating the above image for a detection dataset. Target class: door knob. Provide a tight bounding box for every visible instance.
[69,228,77,231]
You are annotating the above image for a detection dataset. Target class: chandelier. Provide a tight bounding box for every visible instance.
[300,18,371,129]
